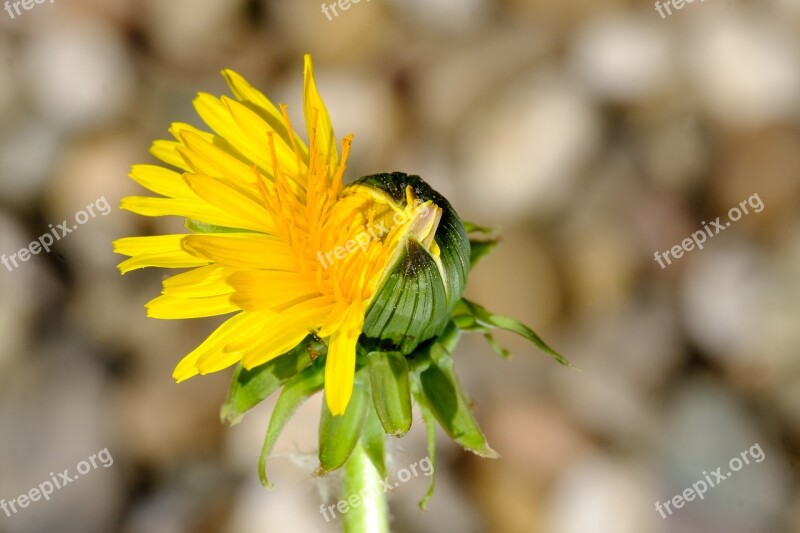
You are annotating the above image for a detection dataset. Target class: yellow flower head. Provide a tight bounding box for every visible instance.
[114,55,455,415]
[114,55,568,505]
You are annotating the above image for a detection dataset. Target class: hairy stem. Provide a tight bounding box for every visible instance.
[341,443,389,533]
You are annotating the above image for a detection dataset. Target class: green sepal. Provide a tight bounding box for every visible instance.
[316,368,369,476]
[185,219,252,234]
[368,351,413,437]
[411,341,498,459]
[482,332,510,359]
[413,386,438,510]
[468,238,499,267]
[258,362,325,488]
[434,320,462,353]
[360,400,387,479]
[452,298,573,368]
[462,221,498,235]
[464,219,500,267]
[221,336,325,425]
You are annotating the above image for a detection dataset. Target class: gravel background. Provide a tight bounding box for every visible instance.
[0,1,799,532]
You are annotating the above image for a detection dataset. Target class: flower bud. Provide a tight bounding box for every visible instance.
[347,173,470,355]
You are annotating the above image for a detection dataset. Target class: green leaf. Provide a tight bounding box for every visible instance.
[412,343,497,459]
[258,363,324,488]
[413,386,437,510]
[317,368,369,476]
[221,336,325,425]
[360,400,387,479]
[368,351,413,437]
[452,299,573,368]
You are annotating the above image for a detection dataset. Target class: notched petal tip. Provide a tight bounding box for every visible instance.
[324,391,351,417]
[172,365,199,383]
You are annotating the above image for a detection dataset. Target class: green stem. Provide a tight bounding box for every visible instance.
[341,443,389,533]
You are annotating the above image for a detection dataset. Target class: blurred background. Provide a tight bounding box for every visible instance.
[1,0,799,532]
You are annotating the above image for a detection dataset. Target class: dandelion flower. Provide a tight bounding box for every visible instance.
[114,55,469,415]
[114,56,568,517]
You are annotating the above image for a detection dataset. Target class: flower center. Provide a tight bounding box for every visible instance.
[250,108,442,312]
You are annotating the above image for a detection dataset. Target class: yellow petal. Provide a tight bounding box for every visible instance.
[114,235,210,274]
[227,270,321,311]
[161,265,233,297]
[222,96,306,185]
[150,140,190,171]
[303,54,338,170]
[183,173,274,234]
[221,69,310,161]
[193,93,275,173]
[182,234,296,270]
[146,293,238,319]
[173,311,272,381]
[129,164,194,199]
[168,122,216,144]
[222,69,283,122]
[120,196,256,231]
[316,299,351,337]
[175,129,259,185]
[236,296,338,368]
[324,303,365,415]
